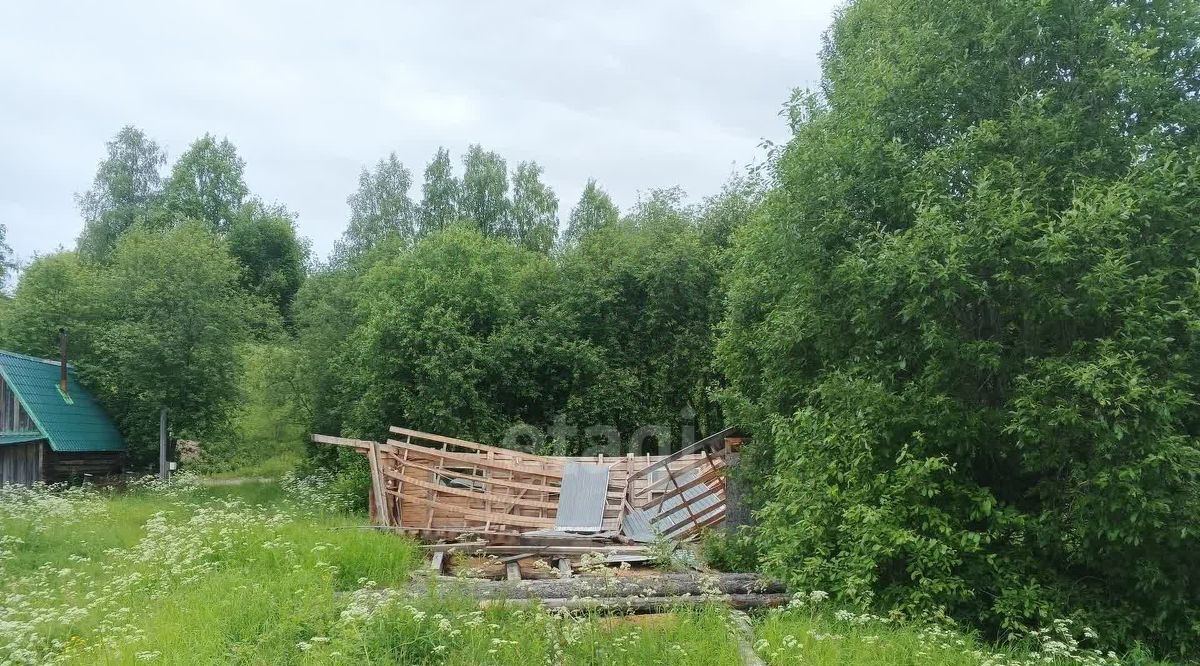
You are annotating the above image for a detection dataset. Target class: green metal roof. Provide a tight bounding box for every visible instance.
[0,350,126,453]
[0,431,44,446]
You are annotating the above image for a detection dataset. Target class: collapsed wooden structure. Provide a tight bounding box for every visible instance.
[311,425,744,557]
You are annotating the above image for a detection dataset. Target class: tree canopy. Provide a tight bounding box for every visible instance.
[718,0,1200,655]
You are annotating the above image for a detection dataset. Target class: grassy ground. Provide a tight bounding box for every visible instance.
[0,476,1141,665]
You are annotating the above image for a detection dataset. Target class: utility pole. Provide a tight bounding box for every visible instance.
[159,407,169,482]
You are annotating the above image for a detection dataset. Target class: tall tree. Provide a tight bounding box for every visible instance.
[0,252,98,358]
[0,223,13,289]
[719,0,1200,655]
[227,200,309,322]
[563,179,619,246]
[418,147,458,236]
[75,126,167,261]
[457,145,510,239]
[508,161,558,253]
[163,134,248,232]
[89,223,253,462]
[334,153,416,262]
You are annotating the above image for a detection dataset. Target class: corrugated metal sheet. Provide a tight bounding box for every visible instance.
[622,469,721,542]
[0,431,45,447]
[553,462,609,532]
[0,351,125,453]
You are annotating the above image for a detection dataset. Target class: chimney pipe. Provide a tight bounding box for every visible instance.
[58,328,68,396]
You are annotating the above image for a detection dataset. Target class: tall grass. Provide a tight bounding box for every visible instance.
[0,478,1167,665]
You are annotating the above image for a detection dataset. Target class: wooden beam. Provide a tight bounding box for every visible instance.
[392,458,561,495]
[640,464,724,512]
[311,433,377,449]
[383,469,560,510]
[393,493,556,529]
[390,426,555,462]
[626,426,738,484]
[386,440,564,478]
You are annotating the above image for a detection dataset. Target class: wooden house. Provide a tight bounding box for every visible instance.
[0,349,125,485]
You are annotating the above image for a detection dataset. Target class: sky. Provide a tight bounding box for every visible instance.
[0,0,838,265]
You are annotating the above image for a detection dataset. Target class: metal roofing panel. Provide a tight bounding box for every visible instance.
[0,431,44,447]
[553,462,609,532]
[622,469,723,541]
[0,351,126,453]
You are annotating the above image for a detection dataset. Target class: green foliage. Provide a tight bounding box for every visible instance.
[700,528,761,573]
[342,224,575,441]
[0,252,99,358]
[718,0,1200,657]
[195,343,309,475]
[227,200,309,321]
[163,133,248,233]
[74,126,167,262]
[563,178,619,247]
[294,175,755,459]
[86,224,258,463]
[509,160,558,253]
[458,144,510,239]
[418,146,459,235]
[334,152,417,263]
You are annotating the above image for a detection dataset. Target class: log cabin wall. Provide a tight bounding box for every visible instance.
[42,448,125,483]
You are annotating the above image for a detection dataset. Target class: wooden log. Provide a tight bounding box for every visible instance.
[480,593,789,613]
[417,572,784,599]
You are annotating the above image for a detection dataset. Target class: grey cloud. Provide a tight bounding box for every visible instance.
[0,0,837,263]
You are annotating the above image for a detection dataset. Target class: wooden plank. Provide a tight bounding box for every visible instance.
[368,441,390,525]
[394,458,561,495]
[506,561,522,581]
[384,469,559,510]
[419,541,488,551]
[637,455,727,497]
[674,508,728,540]
[626,426,737,484]
[393,493,556,529]
[390,426,555,462]
[640,464,724,512]
[648,485,723,525]
[311,433,376,449]
[430,551,446,573]
[661,502,726,537]
[387,440,564,478]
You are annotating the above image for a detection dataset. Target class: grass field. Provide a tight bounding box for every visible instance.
[0,476,1140,665]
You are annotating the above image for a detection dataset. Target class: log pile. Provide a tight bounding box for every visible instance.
[412,572,788,613]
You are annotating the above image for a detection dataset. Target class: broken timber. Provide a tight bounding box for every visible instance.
[311,425,744,553]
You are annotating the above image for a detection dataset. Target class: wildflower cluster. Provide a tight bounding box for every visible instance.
[279,470,357,514]
[0,486,302,665]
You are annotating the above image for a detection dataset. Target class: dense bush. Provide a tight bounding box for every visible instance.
[0,225,258,464]
[718,0,1200,657]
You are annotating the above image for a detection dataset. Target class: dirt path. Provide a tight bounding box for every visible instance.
[198,476,274,486]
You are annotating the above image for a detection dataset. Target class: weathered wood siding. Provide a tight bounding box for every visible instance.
[0,441,42,486]
[43,449,124,483]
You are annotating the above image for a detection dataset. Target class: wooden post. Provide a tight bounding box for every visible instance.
[158,408,168,483]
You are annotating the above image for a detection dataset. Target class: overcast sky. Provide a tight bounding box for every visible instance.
[0,1,838,265]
